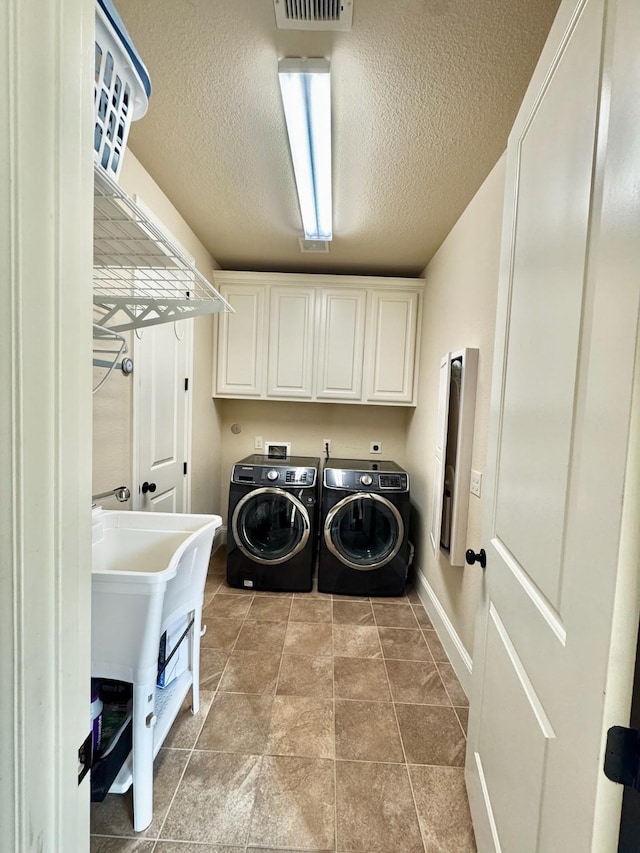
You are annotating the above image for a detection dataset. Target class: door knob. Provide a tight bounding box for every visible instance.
[466,548,487,569]
[141,481,157,494]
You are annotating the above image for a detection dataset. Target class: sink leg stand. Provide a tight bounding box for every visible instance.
[190,607,201,715]
[132,682,156,832]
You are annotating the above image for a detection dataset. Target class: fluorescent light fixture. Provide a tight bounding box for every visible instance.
[278,57,332,241]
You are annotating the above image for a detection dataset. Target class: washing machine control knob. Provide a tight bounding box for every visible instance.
[267,469,279,481]
[360,474,373,486]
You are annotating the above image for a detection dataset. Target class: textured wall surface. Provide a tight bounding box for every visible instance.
[406,154,506,656]
[116,0,559,276]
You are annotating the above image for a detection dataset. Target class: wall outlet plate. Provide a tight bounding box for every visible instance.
[470,469,482,497]
[323,438,332,453]
[254,435,263,450]
[370,441,382,454]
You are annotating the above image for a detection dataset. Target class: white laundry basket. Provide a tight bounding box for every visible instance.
[94,0,151,180]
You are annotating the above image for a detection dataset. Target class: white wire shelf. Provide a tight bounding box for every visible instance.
[93,166,233,332]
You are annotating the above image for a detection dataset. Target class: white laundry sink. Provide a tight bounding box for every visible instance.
[91,507,221,686]
[91,507,222,831]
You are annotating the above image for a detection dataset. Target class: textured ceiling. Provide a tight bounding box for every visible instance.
[116,0,560,276]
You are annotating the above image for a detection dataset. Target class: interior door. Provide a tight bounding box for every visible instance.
[134,319,193,512]
[465,0,640,850]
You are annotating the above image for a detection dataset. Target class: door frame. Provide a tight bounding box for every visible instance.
[0,1,94,849]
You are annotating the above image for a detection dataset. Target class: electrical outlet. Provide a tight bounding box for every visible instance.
[323,438,332,454]
[254,435,263,450]
[470,469,482,497]
[370,441,382,454]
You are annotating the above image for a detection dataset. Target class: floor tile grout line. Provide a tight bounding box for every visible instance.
[152,570,241,845]
[381,650,429,853]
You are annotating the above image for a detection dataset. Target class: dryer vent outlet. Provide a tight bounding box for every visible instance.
[370,441,382,454]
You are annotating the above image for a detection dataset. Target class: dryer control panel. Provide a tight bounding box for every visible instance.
[324,468,409,492]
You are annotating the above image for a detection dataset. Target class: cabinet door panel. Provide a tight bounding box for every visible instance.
[316,288,366,400]
[215,285,265,396]
[365,290,419,403]
[268,287,315,398]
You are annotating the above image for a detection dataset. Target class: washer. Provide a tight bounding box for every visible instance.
[318,458,410,596]
[226,454,320,592]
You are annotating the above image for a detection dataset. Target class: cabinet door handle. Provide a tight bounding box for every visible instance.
[141,481,157,494]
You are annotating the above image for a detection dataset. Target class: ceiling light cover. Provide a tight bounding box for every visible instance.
[278,57,332,241]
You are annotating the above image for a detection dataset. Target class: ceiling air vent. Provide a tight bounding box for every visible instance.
[274,0,353,31]
[299,238,330,253]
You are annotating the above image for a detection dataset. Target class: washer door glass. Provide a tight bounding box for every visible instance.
[326,494,403,570]
[234,488,309,564]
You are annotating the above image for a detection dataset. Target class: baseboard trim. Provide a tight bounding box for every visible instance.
[414,567,473,697]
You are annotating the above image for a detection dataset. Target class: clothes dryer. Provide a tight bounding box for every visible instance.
[318,459,410,596]
[226,454,319,592]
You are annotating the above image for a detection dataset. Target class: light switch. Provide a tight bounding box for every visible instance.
[470,470,482,497]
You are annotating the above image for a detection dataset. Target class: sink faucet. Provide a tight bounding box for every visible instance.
[92,485,131,505]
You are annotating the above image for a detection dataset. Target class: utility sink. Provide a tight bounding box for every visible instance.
[91,508,221,684]
[90,507,222,831]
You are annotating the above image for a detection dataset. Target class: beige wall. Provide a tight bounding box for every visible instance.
[406,154,506,656]
[92,151,224,514]
[218,399,410,521]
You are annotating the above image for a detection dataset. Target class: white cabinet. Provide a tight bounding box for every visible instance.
[215,282,266,397]
[316,288,367,401]
[364,289,420,404]
[214,272,423,406]
[268,286,316,398]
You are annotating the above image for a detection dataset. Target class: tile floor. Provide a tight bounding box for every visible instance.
[90,547,476,852]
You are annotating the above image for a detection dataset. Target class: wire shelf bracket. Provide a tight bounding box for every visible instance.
[93,165,233,333]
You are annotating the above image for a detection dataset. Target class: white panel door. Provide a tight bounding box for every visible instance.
[134,320,192,513]
[267,286,316,398]
[215,284,266,396]
[466,0,640,850]
[315,287,366,400]
[364,289,419,403]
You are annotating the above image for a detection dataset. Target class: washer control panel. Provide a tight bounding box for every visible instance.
[324,468,409,492]
[233,464,318,487]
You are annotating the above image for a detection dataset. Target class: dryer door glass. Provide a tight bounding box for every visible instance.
[234,488,310,563]
[326,494,403,570]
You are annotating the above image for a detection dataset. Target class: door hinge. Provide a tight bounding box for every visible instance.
[183,462,188,475]
[604,726,640,790]
[78,731,93,785]
[184,377,189,391]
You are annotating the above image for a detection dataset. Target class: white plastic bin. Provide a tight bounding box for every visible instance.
[94,0,151,180]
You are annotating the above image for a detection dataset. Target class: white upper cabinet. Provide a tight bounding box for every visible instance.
[215,282,266,397]
[213,272,423,406]
[267,286,316,398]
[316,288,367,401]
[364,289,420,404]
